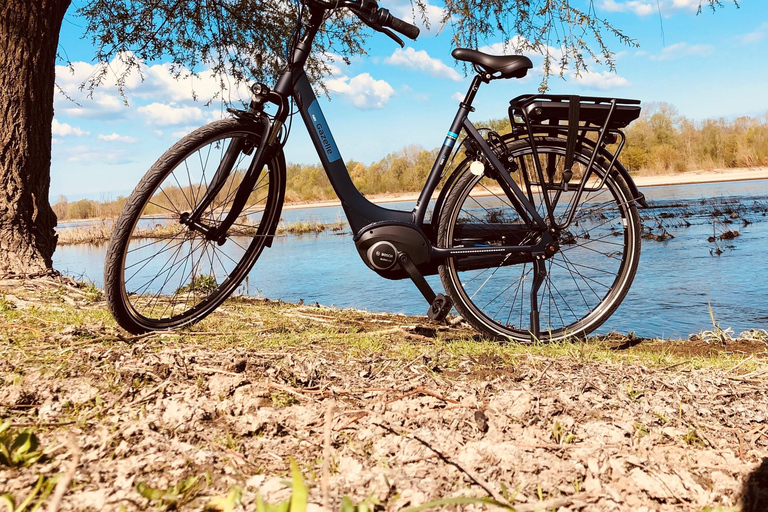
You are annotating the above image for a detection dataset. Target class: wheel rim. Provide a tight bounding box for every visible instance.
[444,144,639,340]
[119,130,278,328]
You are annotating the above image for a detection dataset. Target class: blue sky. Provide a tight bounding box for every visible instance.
[51,0,767,201]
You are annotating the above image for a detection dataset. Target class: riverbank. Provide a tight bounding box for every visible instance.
[56,218,348,245]
[282,166,768,211]
[1,276,766,511]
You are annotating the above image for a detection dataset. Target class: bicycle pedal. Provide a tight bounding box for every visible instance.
[428,294,453,322]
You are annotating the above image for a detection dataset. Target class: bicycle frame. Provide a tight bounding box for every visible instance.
[222,3,556,259]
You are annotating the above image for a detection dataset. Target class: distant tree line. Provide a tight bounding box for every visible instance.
[53,104,768,222]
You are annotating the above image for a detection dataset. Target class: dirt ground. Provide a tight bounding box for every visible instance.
[1,277,767,512]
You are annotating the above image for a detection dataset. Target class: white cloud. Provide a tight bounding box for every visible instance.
[171,127,199,139]
[599,0,714,15]
[52,119,89,137]
[385,48,462,81]
[64,145,127,164]
[476,36,629,88]
[669,0,703,11]
[451,92,464,102]
[738,23,768,45]
[137,103,207,126]
[98,133,139,143]
[573,71,631,90]
[320,52,345,77]
[478,36,532,56]
[326,73,395,109]
[599,0,654,16]
[391,0,448,33]
[650,42,714,61]
[55,52,251,120]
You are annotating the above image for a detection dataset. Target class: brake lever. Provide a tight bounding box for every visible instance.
[357,14,405,48]
[379,26,404,47]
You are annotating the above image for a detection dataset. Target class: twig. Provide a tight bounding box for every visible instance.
[195,365,241,376]
[399,453,440,464]
[387,386,460,405]
[322,400,335,512]
[334,412,368,431]
[0,323,44,335]
[726,354,754,374]
[266,381,320,403]
[514,492,595,512]
[374,422,509,506]
[532,362,554,385]
[357,327,401,337]
[47,434,81,512]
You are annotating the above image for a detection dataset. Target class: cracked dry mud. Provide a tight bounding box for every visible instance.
[1,279,767,511]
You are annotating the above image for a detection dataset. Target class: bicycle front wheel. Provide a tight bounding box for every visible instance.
[104,118,285,334]
[438,137,641,342]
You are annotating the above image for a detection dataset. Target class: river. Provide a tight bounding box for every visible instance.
[54,179,768,339]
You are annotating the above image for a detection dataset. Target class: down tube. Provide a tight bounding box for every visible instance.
[292,73,412,233]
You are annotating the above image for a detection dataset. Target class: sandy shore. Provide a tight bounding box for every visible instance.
[283,166,768,211]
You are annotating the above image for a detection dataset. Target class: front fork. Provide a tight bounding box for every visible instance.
[179,111,278,245]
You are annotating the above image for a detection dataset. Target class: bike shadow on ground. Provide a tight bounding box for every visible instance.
[741,457,768,512]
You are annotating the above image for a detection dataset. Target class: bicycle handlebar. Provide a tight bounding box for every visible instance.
[311,0,420,42]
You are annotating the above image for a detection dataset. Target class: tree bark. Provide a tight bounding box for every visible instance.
[0,0,71,276]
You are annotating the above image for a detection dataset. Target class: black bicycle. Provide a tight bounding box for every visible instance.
[104,0,647,342]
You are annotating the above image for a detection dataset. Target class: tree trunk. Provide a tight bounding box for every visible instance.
[0,0,71,277]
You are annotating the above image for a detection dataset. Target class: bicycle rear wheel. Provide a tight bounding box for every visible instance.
[104,118,285,334]
[438,137,641,342]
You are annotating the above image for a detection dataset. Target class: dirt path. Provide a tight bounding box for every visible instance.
[1,278,766,511]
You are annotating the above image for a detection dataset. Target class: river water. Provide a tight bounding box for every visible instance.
[54,179,768,339]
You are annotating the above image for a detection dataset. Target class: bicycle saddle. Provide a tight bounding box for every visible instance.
[452,48,532,79]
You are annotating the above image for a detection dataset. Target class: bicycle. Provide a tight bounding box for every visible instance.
[103,0,647,342]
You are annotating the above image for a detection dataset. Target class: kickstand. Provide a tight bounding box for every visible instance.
[398,252,453,322]
[529,255,547,340]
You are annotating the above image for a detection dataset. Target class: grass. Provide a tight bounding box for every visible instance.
[1,280,765,377]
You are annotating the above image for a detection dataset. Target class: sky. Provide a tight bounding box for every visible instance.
[51,0,768,201]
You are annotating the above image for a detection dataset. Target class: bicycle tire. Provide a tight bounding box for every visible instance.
[438,137,641,342]
[104,118,285,334]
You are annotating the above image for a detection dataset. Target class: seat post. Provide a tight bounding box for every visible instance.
[460,74,487,110]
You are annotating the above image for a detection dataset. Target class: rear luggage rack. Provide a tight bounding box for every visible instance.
[510,94,641,130]
[505,94,642,229]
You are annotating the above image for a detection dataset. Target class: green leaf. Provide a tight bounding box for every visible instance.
[0,494,15,512]
[205,487,242,512]
[28,475,58,512]
[15,475,45,512]
[339,496,356,512]
[275,497,290,512]
[9,432,42,466]
[255,493,267,512]
[0,421,10,437]
[289,459,307,512]
[135,482,167,502]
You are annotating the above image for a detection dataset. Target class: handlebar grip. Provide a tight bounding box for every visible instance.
[388,15,420,40]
